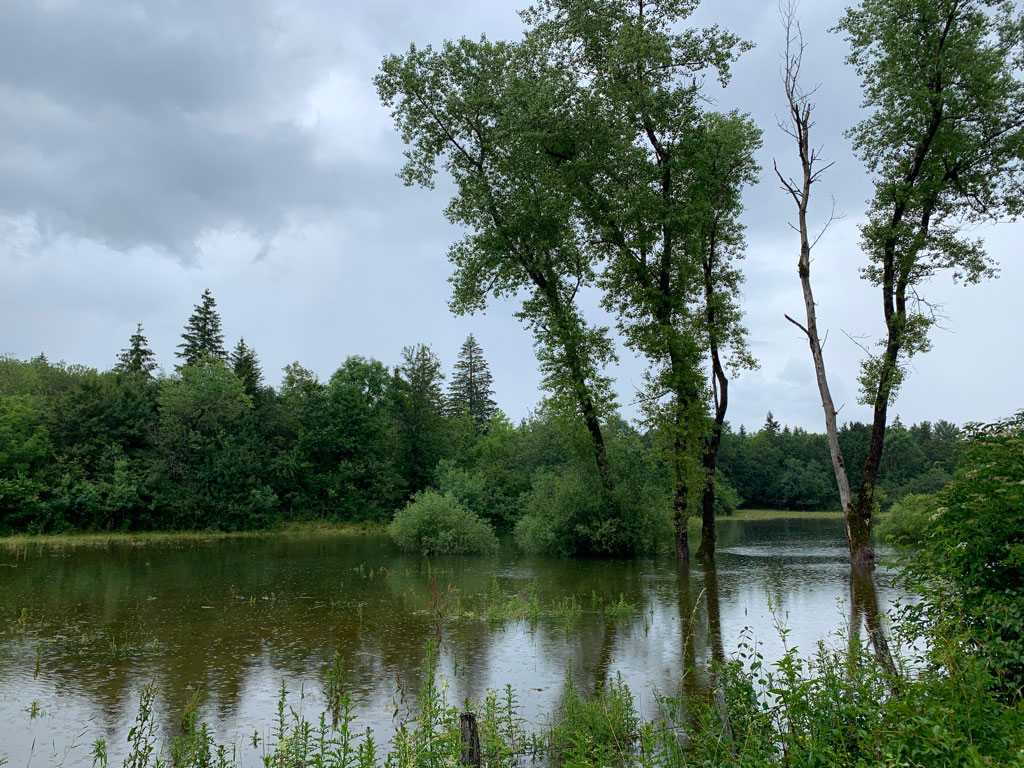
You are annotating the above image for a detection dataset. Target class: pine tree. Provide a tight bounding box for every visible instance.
[231,337,264,397]
[763,411,780,437]
[446,334,497,432]
[116,322,158,378]
[176,289,227,366]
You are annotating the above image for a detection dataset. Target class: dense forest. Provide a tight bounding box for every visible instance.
[0,289,958,546]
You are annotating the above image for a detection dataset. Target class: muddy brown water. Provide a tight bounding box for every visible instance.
[0,517,907,766]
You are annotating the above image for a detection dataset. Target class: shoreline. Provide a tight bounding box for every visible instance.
[0,520,385,550]
[0,509,842,550]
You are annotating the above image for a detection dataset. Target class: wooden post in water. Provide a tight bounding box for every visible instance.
[459,712,481,767]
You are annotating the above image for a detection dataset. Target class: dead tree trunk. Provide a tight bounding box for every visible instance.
[459,712,481,767]
[775,3,860,563]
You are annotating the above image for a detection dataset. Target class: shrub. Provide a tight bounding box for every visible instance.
[513,468,669,557]
[907,412,1024,697]
[389,490,499,555]
[713,474,741,516]
[876,492,935,546]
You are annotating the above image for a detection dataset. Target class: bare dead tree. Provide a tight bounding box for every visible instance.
[774,0,856,551]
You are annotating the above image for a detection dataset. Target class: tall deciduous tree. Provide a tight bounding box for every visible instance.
[522,0,756,561]
[375,36,618,499]
[446,334,497,431]
[115,323,158,379]
[779,0,1024,566]
[176,289,227,366]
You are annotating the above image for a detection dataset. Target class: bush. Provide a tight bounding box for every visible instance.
[907,412,1024,697]
[514,467,669,557]
[389,489,499,555]
[876,492,935,546]
[713,474,741,516]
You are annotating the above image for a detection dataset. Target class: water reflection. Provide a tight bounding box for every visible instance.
[0,517,906,766]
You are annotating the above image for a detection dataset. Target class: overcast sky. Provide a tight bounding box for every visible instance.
[0,0,1020,432]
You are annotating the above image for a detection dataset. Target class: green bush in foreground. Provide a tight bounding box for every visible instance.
[389,489,499,556]
[906,412,1024,698]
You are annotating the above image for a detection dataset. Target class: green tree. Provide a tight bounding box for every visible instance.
[176,289,227,366]
[781,0,1024,566]
[523,0,755,560]
[446,334,497,432]
[115,323,158,378]
[0,394,54,532]
[376,34,618,497]
[392,344,447,494]
[154,354,274,530]
[230,338,264,398]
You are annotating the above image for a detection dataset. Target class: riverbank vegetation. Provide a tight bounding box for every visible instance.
[0,335,959,552]
[80,418,1023,766]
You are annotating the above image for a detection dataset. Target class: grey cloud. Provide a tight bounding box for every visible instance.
[0,1,385,257]
[0,0,1020,433]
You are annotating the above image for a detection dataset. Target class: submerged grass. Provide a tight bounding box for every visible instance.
[78,615,1024,768]
[477,579,637,629]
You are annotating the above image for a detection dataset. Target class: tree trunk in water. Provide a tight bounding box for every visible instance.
[696,479,716,561]
[673,504,690,564]
[673,435,690,565]
[702,559,725,665]
[849,335,900,567]
[849,563,897,680]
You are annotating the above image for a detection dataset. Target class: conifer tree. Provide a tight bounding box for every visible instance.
[231,338,264,397]
[446,334,497,432]
[116,322,158,378]
[176,289,226,366]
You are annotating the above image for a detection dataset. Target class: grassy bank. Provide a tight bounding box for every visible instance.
[0,520,385,551]
[0,509,840,552]
[725,508,842,520]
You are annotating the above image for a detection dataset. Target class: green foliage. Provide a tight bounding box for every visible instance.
[176,289,227,366]
[547,670,639,768]
[717,415,958,511]
[389,490,499,556]
[680,625,1024,767]
[376,28,619,491]
[154,354,276,530]
[446,334,497,432]
[876,492,935,545]
[908,412,1024,696]
[115,323,158,379]
[712,473,741,516]
[230,338,264,398]
[391,344,447,495]
[836,0,1024,408]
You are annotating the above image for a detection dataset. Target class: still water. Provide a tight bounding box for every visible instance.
[0,517,905,766]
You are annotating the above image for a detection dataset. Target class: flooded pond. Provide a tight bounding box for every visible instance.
[0,516,906,766]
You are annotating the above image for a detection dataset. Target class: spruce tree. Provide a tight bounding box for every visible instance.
[446,334,497,432]
[176,289,226,366]
[116,322,158,378]
[231,337,264,397]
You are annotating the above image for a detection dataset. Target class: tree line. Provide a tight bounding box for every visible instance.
[0,289,958,545]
